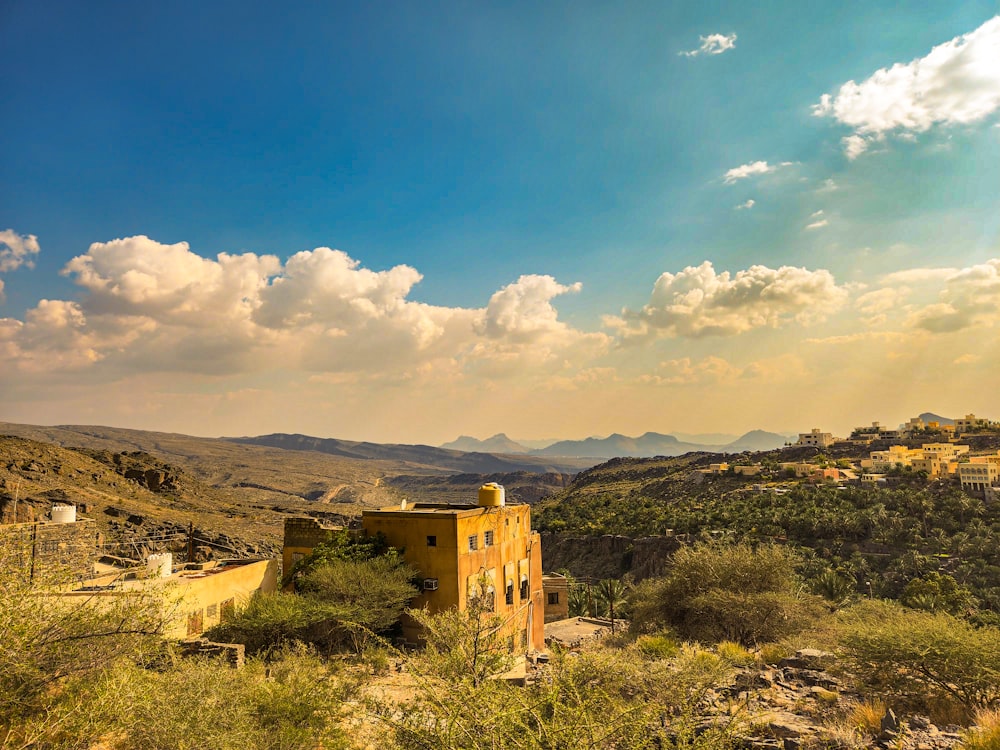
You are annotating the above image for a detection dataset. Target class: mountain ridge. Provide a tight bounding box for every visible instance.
[441,430,791,458]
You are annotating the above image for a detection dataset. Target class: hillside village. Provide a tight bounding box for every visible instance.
[2,414,1000,749]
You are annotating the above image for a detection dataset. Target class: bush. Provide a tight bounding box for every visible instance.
[629,543,824,645]
[88,647,353,750]
[633,633,680,660]
[210,556,417,654]
[962,708,1000,750]
[839,600,1000,712]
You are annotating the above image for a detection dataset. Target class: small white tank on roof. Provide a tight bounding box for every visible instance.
[51,505,76,524]
[147,552,172,578]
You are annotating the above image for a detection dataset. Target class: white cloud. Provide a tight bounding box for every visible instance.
[805,211,829,230]
[816,179,839,193]
[880,266,958,285]
[814,16,1000,157]
[723,161,792,184]
[476,275,582,341]
[2,235,607,381]
[0,230,41,301]
[608,260,848,339]
[907,258,1000,333]
[0,229,40,273]
[735,199,756,210]
[805,210,828,230]
[681,32,737,57]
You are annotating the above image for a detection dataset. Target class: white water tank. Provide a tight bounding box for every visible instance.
[147,552,173,578]
[51,504,76,524]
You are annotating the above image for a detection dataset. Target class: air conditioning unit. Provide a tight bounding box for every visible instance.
[423,578,439,591]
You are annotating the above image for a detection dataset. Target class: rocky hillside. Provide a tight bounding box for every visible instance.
[386,470,573,506]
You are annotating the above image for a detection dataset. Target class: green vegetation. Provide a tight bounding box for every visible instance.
[6,534,1000,748]
[839,600,1000,713]
[384,606,740,750]
[628,543,824,645]
[210,536,417,654]
[536,464,1000,615]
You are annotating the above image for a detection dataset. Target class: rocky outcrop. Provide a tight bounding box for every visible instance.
[540,531,681,580]
[712,650,965,750]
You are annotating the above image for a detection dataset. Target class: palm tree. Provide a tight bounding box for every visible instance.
[595,578,630,632]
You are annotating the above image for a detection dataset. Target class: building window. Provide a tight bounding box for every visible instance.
[484,530,494,547]
[220,598,235,623]
[506,581,514,605]
[547,592,560,605]
[427,535,437,547]
[187,609,204,636]
[520,579,529,601]
[468,534,478,551]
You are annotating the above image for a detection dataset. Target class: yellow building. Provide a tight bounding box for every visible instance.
[67,557,279,639]
[360,484,545,653]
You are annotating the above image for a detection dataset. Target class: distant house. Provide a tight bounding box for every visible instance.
[862,442,969,478]
[958,452,1000,496]
[955,413,993,434]
[849,421,902,444]
[796,429,836,448]
[541,572,569,623]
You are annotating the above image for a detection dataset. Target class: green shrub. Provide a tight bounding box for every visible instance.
[629,543,824,646]
[716,640,754,666]
[839,600,1000,712]
[634,633,680,659]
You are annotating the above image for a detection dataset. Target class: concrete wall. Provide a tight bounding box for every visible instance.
[64,558,279,640]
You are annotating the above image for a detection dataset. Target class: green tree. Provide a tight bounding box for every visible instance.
[628,543,824,645]
[407,577,514,688]
[0,545,168,747]
[840,600,1000,712]
[210,556,417,654]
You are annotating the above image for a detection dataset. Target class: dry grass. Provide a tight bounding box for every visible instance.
[961,708,1000,750]
[716,640,755,666]
[848,698,886,735]
[756,642,790,666]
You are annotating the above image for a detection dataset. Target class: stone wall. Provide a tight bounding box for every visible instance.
[281,517,343,574]
[540,531,681,582]
[0,518,98,582]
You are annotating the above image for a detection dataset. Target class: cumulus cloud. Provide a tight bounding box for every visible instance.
[908,258,1000,333]
[0,229,40,273]
[735,199,756,210]
[3,235,603,381]
[814,16,1000,157]
[640,353,807,386]
[723,161,792,184]
[646,356,741,385]
[0,229,41,302]
[681,32,737,57]
[607,260,848,339]
[476,275,581,341]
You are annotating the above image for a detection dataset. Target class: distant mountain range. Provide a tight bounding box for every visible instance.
[440,429,794,458]
[226,433,596,474]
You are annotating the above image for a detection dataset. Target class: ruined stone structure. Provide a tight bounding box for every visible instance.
[281,516,343,574]
[0,517,98,581]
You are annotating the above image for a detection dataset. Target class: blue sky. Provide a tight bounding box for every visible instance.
[1,1,999,442]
